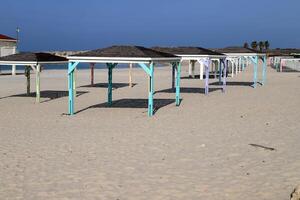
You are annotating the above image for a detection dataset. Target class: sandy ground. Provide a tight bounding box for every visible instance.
[0,63,300,200]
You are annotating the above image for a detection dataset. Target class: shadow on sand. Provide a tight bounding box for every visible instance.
[181,74,220,79]
[0,90,88,103]
[80,82,137,89]
[155,87,222,94]
[210,81,254,87]
[74,98,176,115]
[0,72,25,76]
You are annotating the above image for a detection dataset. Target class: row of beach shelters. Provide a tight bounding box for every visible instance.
[0,34,18,75]
[151,47,227,94]
[0,45,267,117]
[213,47,267,87]
[266,49,300,72]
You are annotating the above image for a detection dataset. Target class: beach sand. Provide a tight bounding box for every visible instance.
[0,63,300,199]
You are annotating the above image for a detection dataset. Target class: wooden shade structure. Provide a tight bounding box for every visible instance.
[0,52,68,102]
[67,45,181,117]
[152,47,227,94]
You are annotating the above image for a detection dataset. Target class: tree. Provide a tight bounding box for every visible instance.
[243,42,249,48]
[264,41,270,50]
[258,41,265,51]
[251,41,258,50]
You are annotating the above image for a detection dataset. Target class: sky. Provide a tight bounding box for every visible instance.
[1,0,300,51]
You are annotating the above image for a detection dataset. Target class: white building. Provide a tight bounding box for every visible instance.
[0,34,17,75]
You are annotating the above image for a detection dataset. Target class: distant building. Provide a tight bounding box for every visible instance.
[0,34,17,75]
[0,34,17,57]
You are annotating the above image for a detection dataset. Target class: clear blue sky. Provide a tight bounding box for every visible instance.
[1,0,300,51]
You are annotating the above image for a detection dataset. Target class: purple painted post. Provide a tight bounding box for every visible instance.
[222,59,228,93]
[205,60,210,95]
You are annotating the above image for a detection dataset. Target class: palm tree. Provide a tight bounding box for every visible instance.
[251,41,258,50]
[243,42,249,48]
[258,41,265,51]
[264,41,270,50]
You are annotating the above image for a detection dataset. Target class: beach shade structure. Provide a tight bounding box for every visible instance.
[0,52,68,102]
[67,45,181,117]
[266,49,300,72]
[213,47,267,87]
[152,47,227,95]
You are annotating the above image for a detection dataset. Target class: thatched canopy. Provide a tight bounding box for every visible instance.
[213,47,263,55]
[152,46,225,57]
[72,45,177,58]
[0,52,68,65]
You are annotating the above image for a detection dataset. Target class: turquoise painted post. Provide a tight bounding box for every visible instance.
[218,59,222,84]
[262,56,267,85]
[107,63,115,106]
[253,56,258,88]
[175,62,181,106]
[68,63,74,115]
[148,63,154,116]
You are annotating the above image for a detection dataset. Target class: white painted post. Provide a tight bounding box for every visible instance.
[200,62,204,80]
[188,60,192,77]
[129,63,133,87]
[36,64,41,103]
[12,65,16,75]
[235,59,239,75]
[12,47,17,75]
[231,60,234,77]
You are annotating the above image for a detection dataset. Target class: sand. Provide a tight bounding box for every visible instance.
[0,63,300,200]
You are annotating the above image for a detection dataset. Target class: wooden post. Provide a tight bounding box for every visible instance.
[73,67,77,97]
[236,59,239,74]
[262,56,267,85]
[25,66,31,96]
[222,59,228,93]
[90,63,94,86]
[12,65,16,76]
[205,61,210,95]
[253,56,258,88]
[129,63,133,87]
[218,59,223,84]
[188,61,192,77]
[35,64,41,103]
[175,62,181,106]
[200,62,204,80]
[68,69,74,115]
[107,64,113,106]
[172,63,175,90]
[148,63,154,117]
[231,60,234,77]
[191,61,195,78]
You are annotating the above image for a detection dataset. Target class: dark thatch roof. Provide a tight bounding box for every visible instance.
[0,52,68,62]
[214,47,261,54]
[152,46,225,56]
[0,34,17,41]
[71,46,178,58]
